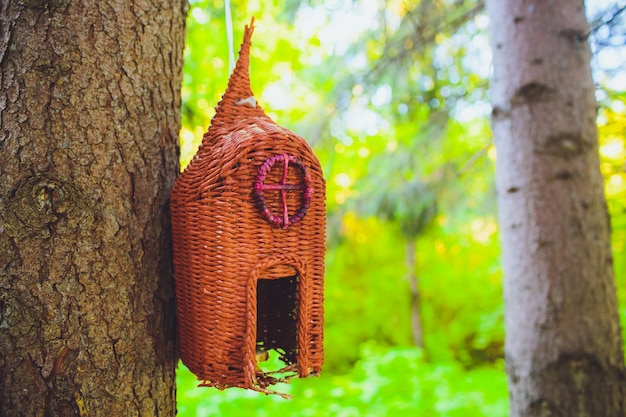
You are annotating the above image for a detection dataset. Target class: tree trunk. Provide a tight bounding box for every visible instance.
[486,0,626,416]
[405,239,423,348]
[0,1,186,415]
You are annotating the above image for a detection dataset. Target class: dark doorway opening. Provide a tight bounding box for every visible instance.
[256,275,298,372]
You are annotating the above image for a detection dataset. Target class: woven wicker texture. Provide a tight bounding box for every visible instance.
[170,19,325,393]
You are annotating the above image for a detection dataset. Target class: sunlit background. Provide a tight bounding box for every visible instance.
[177,1,626,415]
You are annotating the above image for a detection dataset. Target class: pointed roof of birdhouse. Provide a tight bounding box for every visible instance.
[205,17,271,141]
[172,18,317,204]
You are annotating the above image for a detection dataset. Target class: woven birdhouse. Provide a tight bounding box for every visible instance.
[170,20,325,394]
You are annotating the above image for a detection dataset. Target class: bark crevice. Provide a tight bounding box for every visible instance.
[536,132,591,159]
[510,82,557,107]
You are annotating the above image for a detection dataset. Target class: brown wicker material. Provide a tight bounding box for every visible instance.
[170,18,325,394]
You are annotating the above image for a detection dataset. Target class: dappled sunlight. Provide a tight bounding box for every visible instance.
[333,172,352,189]
[600,138,625,160]
[179,126,204,171]
[470,218,498,245]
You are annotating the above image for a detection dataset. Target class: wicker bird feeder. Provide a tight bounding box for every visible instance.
[170,19,325,394]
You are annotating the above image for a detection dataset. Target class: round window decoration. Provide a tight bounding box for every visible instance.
[254,153,313,229]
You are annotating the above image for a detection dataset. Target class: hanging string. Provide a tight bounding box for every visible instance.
[225,0,235,74]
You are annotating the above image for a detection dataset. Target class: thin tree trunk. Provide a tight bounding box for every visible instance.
[486,0,626,415]
[0,1,186,415]
[406,239,423,348]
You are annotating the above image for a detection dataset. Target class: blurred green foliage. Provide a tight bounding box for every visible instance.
[177,0,626,415]
[178,346,508,417]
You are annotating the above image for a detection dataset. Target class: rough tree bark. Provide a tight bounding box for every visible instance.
[486,0,626,416]
[0,1,186,415]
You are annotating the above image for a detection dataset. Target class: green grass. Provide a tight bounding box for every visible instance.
[176,344,509,417]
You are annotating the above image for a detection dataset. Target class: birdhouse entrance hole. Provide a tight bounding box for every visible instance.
[244,259,313,388]
[256,274,298,373]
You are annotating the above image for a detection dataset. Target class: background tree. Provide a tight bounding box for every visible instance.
[486,0,626,415]
[0,1,186,415]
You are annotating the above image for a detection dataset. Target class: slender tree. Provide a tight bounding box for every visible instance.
[0,1,186,415]
[486,0,626,415]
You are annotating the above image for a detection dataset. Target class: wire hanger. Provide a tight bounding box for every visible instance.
[225,0,235,74]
